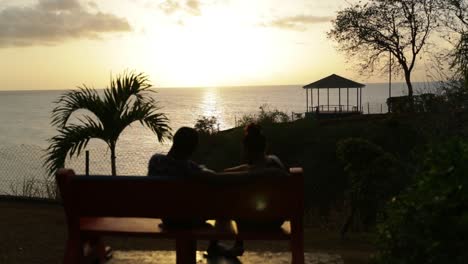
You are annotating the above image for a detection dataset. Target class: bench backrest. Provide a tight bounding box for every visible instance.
[56,168,304,223]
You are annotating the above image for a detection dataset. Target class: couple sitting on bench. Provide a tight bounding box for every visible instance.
[147,123,286,258]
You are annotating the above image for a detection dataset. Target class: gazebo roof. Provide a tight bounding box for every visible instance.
[303,74,365,89]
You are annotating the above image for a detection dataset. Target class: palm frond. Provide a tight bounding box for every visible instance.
[51,86,103,128]
[44,121,105,176]
[119,100,172,142]
[104,71,153,114]
[45,70,172,177]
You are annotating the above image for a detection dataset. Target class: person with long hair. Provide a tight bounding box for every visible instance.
[208,123,287,257]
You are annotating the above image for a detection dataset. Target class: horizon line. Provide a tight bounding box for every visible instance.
[0,81,437,92]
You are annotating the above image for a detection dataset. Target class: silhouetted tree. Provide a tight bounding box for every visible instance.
[45,71,172,176]
[328,0,439,98]
[439,0,468,77]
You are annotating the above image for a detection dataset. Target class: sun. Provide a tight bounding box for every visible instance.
[135,4,277,87]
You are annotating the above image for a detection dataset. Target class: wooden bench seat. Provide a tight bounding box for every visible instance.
[56,168,304,264]
[80,217,292,240]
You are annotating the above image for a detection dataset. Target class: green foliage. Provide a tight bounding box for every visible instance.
[441,80,468,111]
[337,138,406,234]
[193,112,427,226]
[452,32,468,78]
[442,32,468,110]
[237,104,290,127]
[194,116,219,135]
[374,138,468,264]
[45,71,172,176]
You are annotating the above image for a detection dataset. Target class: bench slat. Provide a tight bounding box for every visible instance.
[80,218,291,240]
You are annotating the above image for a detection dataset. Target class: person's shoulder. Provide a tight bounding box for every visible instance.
[150,153,168,160]
[149,154,168,165]
[148,154,171,176]
[266,155,286,170]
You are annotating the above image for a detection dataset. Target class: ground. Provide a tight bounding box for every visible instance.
[0,199,373,264]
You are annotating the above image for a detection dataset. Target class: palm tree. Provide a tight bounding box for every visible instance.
[45,71,172,176]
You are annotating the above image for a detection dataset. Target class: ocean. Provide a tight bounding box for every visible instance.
[0,82,430,194]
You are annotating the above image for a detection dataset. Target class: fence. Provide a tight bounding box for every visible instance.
[0,145,54,199]
[0,144,153,200]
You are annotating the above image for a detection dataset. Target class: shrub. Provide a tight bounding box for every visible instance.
[374,138,468,264]
[442,79,468,111]
[237,104,290,127]
[387,94,447,113]
[337,138,406,236]
[194,116,219,135]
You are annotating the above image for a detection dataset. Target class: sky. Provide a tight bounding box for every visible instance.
[0,0,433,90]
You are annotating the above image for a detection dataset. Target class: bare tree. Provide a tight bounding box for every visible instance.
[328,0,439,98]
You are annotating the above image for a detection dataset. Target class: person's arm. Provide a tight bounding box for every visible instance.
[223,164,250,172]
[194,167,287,184]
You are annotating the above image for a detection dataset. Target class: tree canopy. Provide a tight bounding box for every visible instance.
[328,0,439,97]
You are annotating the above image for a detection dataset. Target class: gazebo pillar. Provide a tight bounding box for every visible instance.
[347,88,349,112]
[360,87,363,112]
[311,88,313,111]
[338,88,341,112]
[306,88,308,112]
[327,88,330,112]
[317,89,320,112]
[356,88,359,112]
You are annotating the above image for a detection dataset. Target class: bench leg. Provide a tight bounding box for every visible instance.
[291,245,305,264]
[176,239,196,264]
[87,235,107,263]
[291,219,305,264]
[63,237,83,264]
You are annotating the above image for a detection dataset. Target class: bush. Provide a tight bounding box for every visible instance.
[387,94,447,113]
[237,104,290,127]
[194,116,219,135]
[442,79,468,111]
[337,138,407,236]
[374,138,468,264]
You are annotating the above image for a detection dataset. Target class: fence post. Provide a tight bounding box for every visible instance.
[85,150,89,176]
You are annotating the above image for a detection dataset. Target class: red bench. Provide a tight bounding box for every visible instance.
[56,167,304,264]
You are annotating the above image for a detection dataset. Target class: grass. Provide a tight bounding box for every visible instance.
[0,199,373,264]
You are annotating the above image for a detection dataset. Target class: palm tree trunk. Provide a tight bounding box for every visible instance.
[110,142,117,176]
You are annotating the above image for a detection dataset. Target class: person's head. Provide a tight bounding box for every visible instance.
[168,127,199,159]
[243,123,266,162]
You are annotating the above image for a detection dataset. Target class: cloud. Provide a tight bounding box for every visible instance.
[185,0,201,15]
[38,0,81,10]
[158,0,181,15]
[261,15,332,31]
[0,0,132,48]
[157,0,201,16]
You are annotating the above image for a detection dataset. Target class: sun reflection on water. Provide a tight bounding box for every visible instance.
[200,87,226,130]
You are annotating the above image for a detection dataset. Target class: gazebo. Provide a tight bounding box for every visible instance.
[303,74,365,114]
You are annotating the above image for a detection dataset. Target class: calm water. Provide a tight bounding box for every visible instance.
[0,82,431,193]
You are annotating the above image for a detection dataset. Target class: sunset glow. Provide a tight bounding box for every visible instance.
[0,0,432,90]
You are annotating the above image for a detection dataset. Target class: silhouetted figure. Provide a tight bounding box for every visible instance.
[209,123,286,258]
[148,127,212,227]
